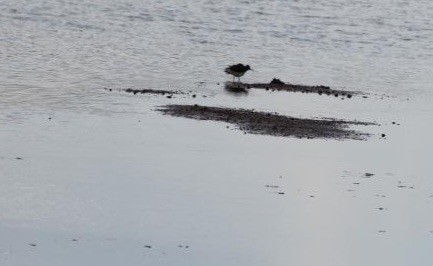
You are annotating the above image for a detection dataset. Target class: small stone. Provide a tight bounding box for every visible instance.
[381,133,386,137]
[29,243,37,247]
[144,245,152,248]
[270,78,285,85]
[192,94,196,98]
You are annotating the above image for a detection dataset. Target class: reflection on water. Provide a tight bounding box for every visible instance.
[224,82,249,95]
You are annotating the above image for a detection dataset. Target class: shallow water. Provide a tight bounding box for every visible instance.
[1,0,433,265]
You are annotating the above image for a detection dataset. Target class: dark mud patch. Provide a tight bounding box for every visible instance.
[158,104,374,140]
[104,87,182,96]
[227,79,363,98]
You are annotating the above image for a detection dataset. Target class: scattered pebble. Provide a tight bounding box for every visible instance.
[144,245,152,249]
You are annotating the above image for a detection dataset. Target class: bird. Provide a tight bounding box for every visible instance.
[224,64,252,84]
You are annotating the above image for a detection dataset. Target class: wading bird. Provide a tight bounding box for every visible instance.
[225,63,252,84]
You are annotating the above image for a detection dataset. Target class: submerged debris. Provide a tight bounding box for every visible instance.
[158,104,374,140]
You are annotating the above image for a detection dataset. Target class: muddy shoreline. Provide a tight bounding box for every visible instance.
[158,104,374,140]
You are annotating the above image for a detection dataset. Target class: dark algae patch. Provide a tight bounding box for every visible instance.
[158,104,374,140]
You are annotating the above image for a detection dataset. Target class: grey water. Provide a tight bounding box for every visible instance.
[1,0,432,111]
[1,1,433,266]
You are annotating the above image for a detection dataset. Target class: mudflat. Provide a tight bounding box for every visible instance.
[158,104,374,140]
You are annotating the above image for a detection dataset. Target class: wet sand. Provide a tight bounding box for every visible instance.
[158,104,374,140]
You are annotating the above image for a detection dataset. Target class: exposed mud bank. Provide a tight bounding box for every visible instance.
[158,104,374,140]
[227,79,363,98]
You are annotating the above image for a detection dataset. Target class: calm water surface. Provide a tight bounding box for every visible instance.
[1,0,432,110]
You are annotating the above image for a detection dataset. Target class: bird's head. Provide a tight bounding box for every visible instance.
[246,65,252,71]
